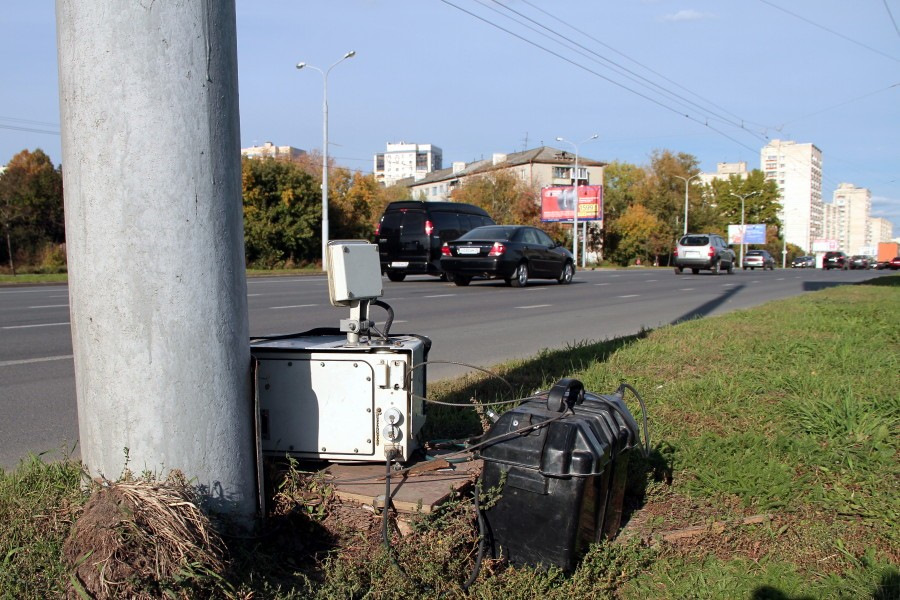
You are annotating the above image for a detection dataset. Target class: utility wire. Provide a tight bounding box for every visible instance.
[757,0,900,63]
[438,0,763,155]
[883,0,900,39]
[490,0,769,140]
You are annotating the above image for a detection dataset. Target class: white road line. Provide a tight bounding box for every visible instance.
[270,304,317,310]
[679,288,695,291]
[0,355,73,368]
[515,304,551,309]
[2,322,70,329]
[618,294,640,298]
[776,278,785,281]
[594,283,610,286]
[0,288,65,295]
[646,279,658,282]
[247,293,262,297]
[29,305,69,309]
[423,294,455,298]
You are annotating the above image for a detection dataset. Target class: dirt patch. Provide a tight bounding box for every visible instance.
[62,475,225,599]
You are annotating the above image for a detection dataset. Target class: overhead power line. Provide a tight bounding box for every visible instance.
[757,0,900,63]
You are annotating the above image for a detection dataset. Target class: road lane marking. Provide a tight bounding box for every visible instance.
[270,304,317,310]
[515,304,551,309]
[423,294,455,298]
[247,293,262,297]
[2,322,70,329]
[618,294,640,298]
[29,305,69,309]
[679,288,695,291]
[595,283,610,286]
[646,279,658,282]
[0,355,74,368]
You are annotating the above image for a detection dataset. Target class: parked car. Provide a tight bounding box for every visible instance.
[791,255,815,268]
[440,225,574,287]
[878,256,900,270]
[673,233,736,275]
[742,249,775,270]
[375,201,495,281]
[822,251,849,270]
[849,255,870,270]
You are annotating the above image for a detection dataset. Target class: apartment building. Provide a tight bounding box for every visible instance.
[824,183,871,255]
[403,146,605,201]
[868,217,894,245]
[373,142,442,186]
[698,161,748,186]
[241,141,305,161]
[760,140,823,252]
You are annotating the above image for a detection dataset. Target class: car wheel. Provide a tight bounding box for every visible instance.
[674,266,683,274]
[558,261,574,284]
[510,262,529,287]
[711,261,721,275]
[387,271,406,282]
[727,261,734,274]
[691,268,700,275]
[452,275,471,287]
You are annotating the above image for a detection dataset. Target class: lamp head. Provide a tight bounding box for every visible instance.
[296,62,306,70]
[555,136,564,142]
[344,50,356,59]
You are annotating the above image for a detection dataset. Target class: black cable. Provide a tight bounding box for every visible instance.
[370,299,394,339]
[462,481,487,592]
[616,382,651,458]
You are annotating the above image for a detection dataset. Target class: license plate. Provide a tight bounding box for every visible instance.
[685,251,699,258]
[390,261,408,268]
[457,247,480,255]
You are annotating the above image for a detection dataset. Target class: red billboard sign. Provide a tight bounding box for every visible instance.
[541,185,603,222]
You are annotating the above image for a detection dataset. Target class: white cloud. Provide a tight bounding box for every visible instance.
[661,9,714,22]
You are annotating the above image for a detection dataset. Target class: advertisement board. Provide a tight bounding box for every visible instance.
[541,185,603,222]
[728,224,766,245]
[811,239,839,252]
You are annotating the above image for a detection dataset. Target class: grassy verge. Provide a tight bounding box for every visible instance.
[1,276,897,598]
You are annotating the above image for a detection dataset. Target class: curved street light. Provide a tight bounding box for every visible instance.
[555,134,598,268]
[674,173,703,236]
[296,50,356,271]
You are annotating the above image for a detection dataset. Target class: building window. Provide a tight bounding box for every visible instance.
[553,166,571,179]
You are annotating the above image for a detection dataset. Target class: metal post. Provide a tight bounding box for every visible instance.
[556,134,598,270]
[675,174,702,236]
[297,51,355,271]
[731,191,758,266]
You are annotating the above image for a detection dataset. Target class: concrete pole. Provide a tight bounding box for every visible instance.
[56,1,256,520]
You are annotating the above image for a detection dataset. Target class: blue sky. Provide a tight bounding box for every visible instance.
[2,1,898,227]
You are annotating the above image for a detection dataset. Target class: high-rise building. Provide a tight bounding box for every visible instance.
[868,217,894,245]
[374,142,443,186]
[825,183,871,255]
[760,140,823,252]
[698,161,748,186]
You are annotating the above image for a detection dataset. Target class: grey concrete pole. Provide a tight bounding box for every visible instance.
[56,0,256,520]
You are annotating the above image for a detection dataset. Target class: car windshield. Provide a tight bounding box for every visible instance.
[680,236,709,246]
[458,226,516,241]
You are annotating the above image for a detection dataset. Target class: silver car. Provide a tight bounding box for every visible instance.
[673,233,736,275]
[742,250,775,270]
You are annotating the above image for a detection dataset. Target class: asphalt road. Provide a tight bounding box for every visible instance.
[0,267,887,470]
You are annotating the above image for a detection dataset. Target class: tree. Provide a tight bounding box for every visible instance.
[704,170,782,234]
[608,203,670,265]
[330,169,382,240]
[241,157,321,268]
[599,161,649,260]
[0,149,64,273]
[451,169,547,226]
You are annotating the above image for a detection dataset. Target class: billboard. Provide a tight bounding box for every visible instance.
[541,185,603,222]
[811,239,839,252]
[728,224,766,245]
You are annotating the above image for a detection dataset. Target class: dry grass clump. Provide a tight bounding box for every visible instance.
[63,471,226,599]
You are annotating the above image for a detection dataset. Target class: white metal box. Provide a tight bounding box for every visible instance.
[252,334,427,462]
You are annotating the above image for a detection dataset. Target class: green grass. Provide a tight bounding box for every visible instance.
[1,275,898,598]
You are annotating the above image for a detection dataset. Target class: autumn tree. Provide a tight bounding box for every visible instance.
[329,168,382,240]
[608,203,670,265]
[0,148,65,273]
[241,157,320,268]
[703,169,782,234]
[450,169,546,226]
[600,160,649,260]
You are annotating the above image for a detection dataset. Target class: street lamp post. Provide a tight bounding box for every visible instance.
[731,191,758,266]
[296,50,356,271]
[674,173,703,236]
[555,134,598,268]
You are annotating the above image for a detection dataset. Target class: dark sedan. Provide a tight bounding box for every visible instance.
[440,225,574,287]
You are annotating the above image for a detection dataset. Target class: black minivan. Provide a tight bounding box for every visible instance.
[375,201,495,281]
